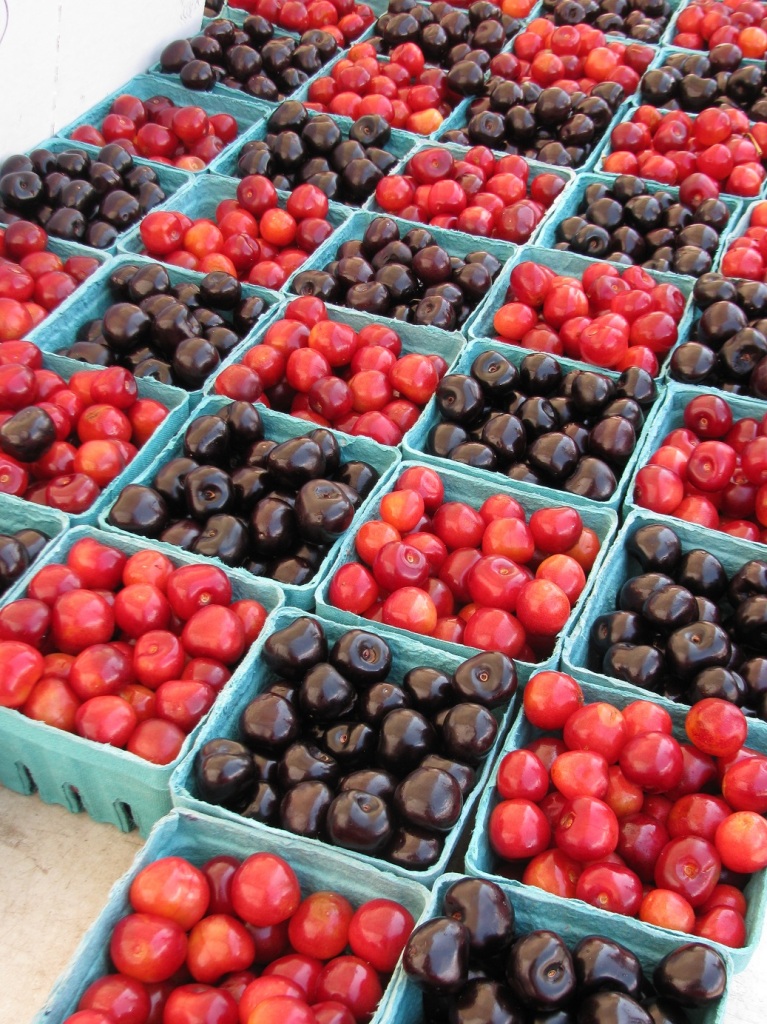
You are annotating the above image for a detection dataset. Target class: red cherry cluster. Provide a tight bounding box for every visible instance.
[492,260,686,374]
[328,465,601,659]
[230,0,376,44]
[490,673,767,948]
[721,200,767,281]
[0,355,168,515]
[69,93,240,172]
[306,41,464,135]
[213,296,447,446]
[138,177,335,286]
[0,542,267,765]
[375,144,567,243]
[0,221,100,341]
[634,393,767,541]
[673,0,767,55]
[604,106,767,198]
[62,850,413,1024]
[508,21,654,94]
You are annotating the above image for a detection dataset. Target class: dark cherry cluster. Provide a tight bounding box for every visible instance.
[0,144,169,248]
[404,877,727,1023]
[158,16,339,102]
[641,45,767,116]
[669,273,767,398]
[541,0,674,42]
[56,262,269,391]
[291,215,502,331]
[107,402,379,585]
[554,174,731,276]
[590,521,767,718]
[0,527,50,597]
[373,0,520,86]
[429,350,656,501]
[442,80,625,169]
[195,617,516,869]
[234,100,399,206]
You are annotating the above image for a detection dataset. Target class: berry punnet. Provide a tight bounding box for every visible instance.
[641,46,767,118]
[673,0,767,56]
[228,0,377,44]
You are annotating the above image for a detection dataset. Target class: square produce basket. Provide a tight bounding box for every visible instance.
[57,73,270,175]
[171,607,520,886]
[315,459,619,674]
[383,870,732,1024]
[401,335,660,512]
[467,244,695,378]
[287,208,519,337]
[32,807,431,1024]
[116,171,351,292]
[466,673,766,974]
[0,526,284,837]
[28,252,280,407]
[0,492,69,603]
[98,396,401,608]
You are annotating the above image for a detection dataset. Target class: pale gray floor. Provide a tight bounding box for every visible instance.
[0,785,763,1024]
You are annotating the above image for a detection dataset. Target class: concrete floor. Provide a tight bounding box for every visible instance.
[0,785,763,1024]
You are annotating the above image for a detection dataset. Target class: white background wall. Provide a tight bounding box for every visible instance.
[0,0,206,161]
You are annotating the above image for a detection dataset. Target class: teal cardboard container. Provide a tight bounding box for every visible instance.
[0,527,284,837]
[32,807,430,1024]
[563,506,767,744]
[171,607,519,886]
[536,171,742,275]
[288,208,518,335]
[465,674,766,973]
[315,459,618,673]
[467,245,695,378]
[98,396,400,609]
[116,172,350,293]
[0,493,69,603]
[209,105,418,204]
[401,335,661,511]
[381,871,732,1024]
[713,199,760,276]
[28,252,280,405]
[0,353,190,530]
[57,73,269,175]
[368,138,576,242]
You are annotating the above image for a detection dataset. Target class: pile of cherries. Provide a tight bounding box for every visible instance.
[721,200,767,282]
[588,520,767,716]
[0,144,171,251]
[488,673,767,947]
[0,356,169,515]
[405,877,727,1019]
[673,0,767,55]
[212,296,448,447]
[228,0,377,43]
[291,215,503,331]
[327,464,601,659]
[633,392,767,539]
[159,16,340,102]
[669,273,767,398]
[60,850,415,1024]
[107,402,380,586]
[0,538,268,764]
[491,259,687,374]
[68,93,241,172]
[640,46,767,117]
[234,102,400,208]
[428,350,656,500]
[196,617,516,868]
[554,173,732,276]
[603,105,767,198]
[55,261,271,392]
[0,525,52,597]
[0,221,99,340]
[305,40,470,134]
[540,0,677,42]
[375,144,567,243]
[138,176,336,288]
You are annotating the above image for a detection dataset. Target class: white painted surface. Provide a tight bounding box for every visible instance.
[0,786,763,1023]
[0,0,205,161]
